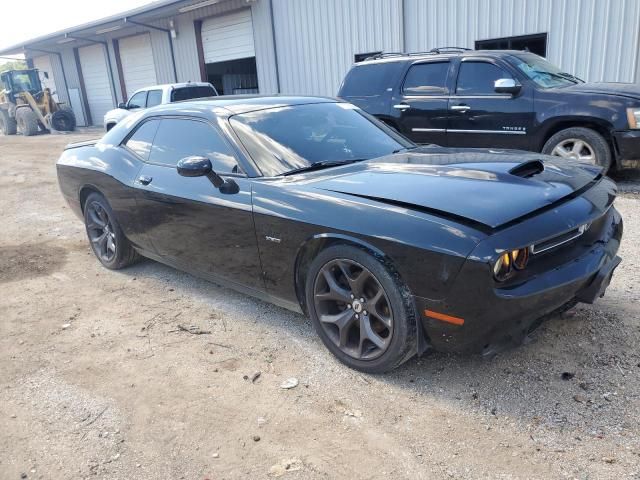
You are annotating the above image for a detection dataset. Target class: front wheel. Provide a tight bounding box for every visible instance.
[305,245,416,373]
[16,108,39,136]
[0,110,17,135]
[84,193,140,270]
[542,127,612,171]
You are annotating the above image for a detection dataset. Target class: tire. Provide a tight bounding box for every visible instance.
[0,109,17,135]
[305,244,416,373]
[15,108,39,136]
[542,127,612,171]
[84,192,140,270]
[51,109,76,132]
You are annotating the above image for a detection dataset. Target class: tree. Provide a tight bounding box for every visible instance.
[0,60,27,74]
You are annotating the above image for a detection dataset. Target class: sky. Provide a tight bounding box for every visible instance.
[0,0,158,63]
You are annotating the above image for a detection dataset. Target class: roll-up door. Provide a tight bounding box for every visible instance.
[118,34,158,98]
[78,44,114,125]
[201,9,255,63]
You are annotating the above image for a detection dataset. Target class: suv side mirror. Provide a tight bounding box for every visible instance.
[494,78,521,95]
[118,102,128,109]
[176,156,239,194]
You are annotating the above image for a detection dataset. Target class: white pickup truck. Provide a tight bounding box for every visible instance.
[103,82,218,131]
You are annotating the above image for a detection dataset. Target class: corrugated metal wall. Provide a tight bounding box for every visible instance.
[404,0,640,83]
[271,0,404,95]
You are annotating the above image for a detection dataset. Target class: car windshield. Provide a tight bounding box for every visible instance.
[511,53,582,88]
[230,102,413,176]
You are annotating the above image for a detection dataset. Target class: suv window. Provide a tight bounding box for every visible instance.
[170,86,216,102]
[128,91,147,109]
[402,62,449,95]
[146,90,163,107]
[456,61,513,95]
[340,63,398,97]
[125,119,160,161]
[149,118,239,173]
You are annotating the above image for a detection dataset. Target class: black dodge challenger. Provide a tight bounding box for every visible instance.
[56,96,622,373]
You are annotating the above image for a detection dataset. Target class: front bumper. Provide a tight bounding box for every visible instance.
[415,206,623,355]
[613,129,640,167]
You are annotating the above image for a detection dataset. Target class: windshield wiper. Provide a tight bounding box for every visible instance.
[280,159,363,176]
[531,70,579,84]
[392,146,419,153]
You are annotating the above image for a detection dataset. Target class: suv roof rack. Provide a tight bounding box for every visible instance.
[364,47,473,61]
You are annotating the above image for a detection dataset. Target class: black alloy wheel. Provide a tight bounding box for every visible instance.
[306,245,416,373]
[83,192,140,270]
[86,200,117,263]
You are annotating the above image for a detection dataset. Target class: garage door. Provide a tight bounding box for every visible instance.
[33,55,58,101]
[78,44,114,125]
[118,34,157,98]
[202,9,255,63]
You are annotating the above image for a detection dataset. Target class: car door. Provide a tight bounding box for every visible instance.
[390,60,451,146]
[447,58,534,149]
[132,117,264,290]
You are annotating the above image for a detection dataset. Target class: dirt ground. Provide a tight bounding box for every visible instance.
[1,131,639,480]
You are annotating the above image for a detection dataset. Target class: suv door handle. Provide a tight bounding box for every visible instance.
[393,103,411,110]
[137,175,153,186]
[450,105,471,112]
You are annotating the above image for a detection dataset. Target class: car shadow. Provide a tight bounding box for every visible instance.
[118,257,638,437]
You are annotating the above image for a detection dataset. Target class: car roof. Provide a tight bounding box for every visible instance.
[355,49,528,66]
[146,95,340,116]
[132,82,213,94]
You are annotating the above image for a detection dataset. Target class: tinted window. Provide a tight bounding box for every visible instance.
[456,62,513,95]
[128,91,147,109]
[125,119,160,161]
[170,86,216,102]
[146,90,163,107]
[149,119,238,172]
[230,103,411,177]
[340,63,399,97]
[402,62,449,95]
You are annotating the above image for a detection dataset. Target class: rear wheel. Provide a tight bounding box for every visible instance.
[84,193,140,270]
[305,245,416,373]
[542,127,612,171]
[51,108,76,131]
[0,110,17,135]
[16,108,39,136]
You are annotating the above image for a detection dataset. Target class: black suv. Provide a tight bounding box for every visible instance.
[339,48,640,170]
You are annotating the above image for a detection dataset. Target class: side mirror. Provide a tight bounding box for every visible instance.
[494,78,521,95]
[118,102,128,109]
[177,156,239,194]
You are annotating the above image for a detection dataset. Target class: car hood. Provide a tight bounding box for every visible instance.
[563,82,640,100]
[104,107,135,123]
[306,147,604,230]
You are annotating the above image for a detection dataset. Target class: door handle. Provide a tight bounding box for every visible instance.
[393,103,411,110]
[137,175,153,186]
[450,105,471,112]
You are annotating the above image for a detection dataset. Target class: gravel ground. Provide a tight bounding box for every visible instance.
[0,131,639,479]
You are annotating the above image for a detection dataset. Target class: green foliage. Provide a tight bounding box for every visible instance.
[0,60,28,74]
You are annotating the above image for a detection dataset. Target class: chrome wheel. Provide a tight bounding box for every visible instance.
[313,259,393,360]
[86,201,117,263]
[551,138,596,164]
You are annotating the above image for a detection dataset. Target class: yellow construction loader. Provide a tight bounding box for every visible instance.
[0,68,76,136]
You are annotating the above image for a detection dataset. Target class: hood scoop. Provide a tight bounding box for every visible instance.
[509,159,545,178]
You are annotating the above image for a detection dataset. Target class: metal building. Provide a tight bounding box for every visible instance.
[1,0,638,126]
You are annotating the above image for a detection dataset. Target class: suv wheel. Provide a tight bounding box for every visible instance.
[542,127,611,171]
[305,245,416,373]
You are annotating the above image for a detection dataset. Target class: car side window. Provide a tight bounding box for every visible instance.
[456,62,514,95]
[146,90,163,108]
[402,62,449,95]
[124,119,160,161]
[128,91,147,109]
[149,118,240,173]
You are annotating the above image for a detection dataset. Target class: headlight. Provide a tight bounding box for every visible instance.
[493,247,530,281]
[626,108,640,129]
